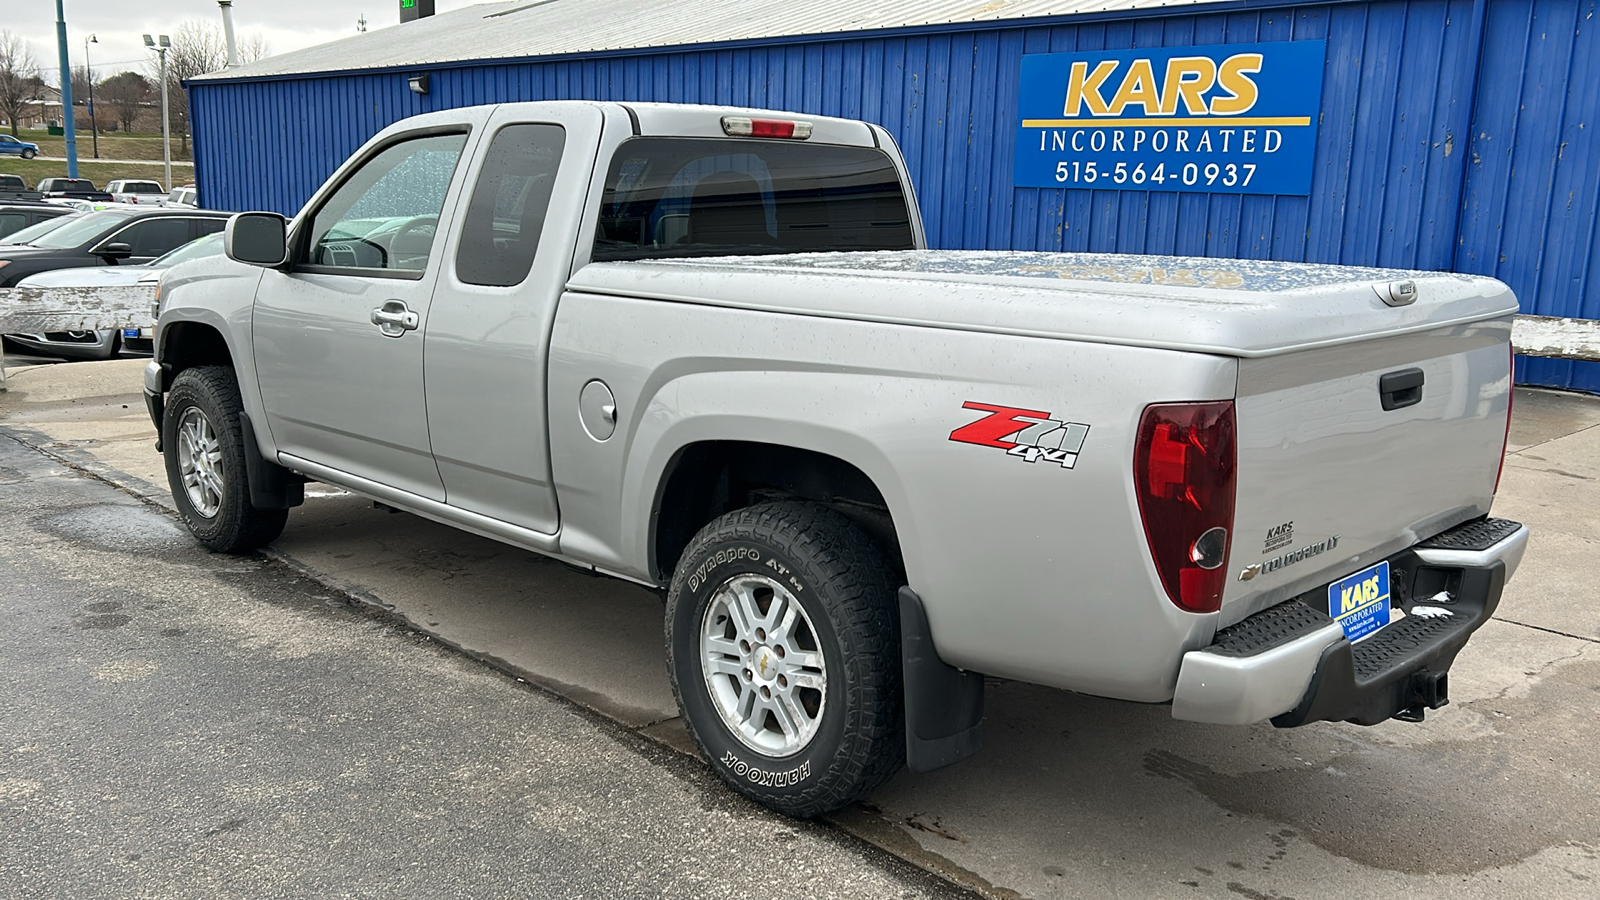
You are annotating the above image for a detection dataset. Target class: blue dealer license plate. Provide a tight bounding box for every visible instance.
[1329,561,1391,643]
[122,328,141,339]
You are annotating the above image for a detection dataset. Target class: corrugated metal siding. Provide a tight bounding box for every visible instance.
[189,0,1600,390]
[1460,0,1600,391]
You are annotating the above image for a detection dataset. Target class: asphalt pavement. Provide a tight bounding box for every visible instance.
[2,358,1597,899]
[0,373,960,898]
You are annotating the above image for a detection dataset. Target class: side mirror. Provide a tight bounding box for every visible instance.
[96,242,133,261]
[226,212,289,267]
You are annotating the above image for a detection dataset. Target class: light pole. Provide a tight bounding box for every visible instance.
[84,33,98,159]
[143,34,171,192]
[55,0,78,178]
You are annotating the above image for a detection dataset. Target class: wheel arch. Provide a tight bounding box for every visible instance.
[155,319,235,387]
[647,434,910,585]
[153,307,289,503]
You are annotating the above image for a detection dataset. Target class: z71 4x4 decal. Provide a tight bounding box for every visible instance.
[948,402,1091,469]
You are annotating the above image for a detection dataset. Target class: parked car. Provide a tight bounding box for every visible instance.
[0,203,73,241]
[44,197,119,213]
[0,173,28,191]
[0,135,39,159]
[106,179,167,204]
[0,210,82,246]
[7,232,224,360]
[0,205,229,287]
[150,101,1527,819]
[162,185,199,209]
[35,177,114,202]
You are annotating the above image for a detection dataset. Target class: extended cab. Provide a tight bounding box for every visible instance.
[145,102,1527,817]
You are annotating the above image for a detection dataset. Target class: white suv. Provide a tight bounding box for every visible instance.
[161,185,199,209]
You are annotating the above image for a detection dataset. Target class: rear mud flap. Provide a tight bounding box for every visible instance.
[899,587,984,772]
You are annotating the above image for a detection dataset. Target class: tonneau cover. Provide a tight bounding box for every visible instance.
[567,250,1517,358]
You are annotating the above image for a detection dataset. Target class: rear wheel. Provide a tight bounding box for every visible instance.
[666,502,903,817]
[162,366,288,552]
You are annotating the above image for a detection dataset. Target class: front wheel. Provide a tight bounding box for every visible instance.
[20,149,35,159]
[162,366,288,552]
[666,502,904,818]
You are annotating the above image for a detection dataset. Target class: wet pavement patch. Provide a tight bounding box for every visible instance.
[1141,657,1600,875]
[37,504,187,552]
[76,614,132,630]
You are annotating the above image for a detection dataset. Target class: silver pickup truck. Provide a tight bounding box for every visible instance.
[144,101,1528,818]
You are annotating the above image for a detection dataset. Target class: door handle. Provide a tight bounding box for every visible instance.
[370,300,419,338]
[1379,368,1424,411]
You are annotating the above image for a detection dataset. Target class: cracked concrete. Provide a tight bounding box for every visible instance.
[3,359,1597,900]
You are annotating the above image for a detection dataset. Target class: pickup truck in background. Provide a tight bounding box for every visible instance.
[34,178,114,203]
[106,179,168,205]
[144,101,1528,818]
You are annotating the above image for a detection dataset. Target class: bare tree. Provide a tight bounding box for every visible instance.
[238,33,270,66]
[0,30,43,137]
[99,71,152,133]
[149,21,269,155]
[70,64,105,134]
[71,65,95,110]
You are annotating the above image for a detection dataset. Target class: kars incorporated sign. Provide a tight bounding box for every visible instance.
[1014,41,1326,195]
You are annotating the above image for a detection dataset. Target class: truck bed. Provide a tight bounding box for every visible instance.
[566,250,1518,358]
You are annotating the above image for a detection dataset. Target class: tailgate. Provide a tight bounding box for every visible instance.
[1221,317,1513,624]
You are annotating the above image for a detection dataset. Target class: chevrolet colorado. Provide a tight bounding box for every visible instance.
[145,101,1527,817]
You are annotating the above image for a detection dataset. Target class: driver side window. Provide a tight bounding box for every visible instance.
[303,132,468,274]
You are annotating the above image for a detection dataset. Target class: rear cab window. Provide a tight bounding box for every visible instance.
[455,124,565,287]
[592,138,914,262]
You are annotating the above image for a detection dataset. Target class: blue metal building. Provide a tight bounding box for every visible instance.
[189,0,1600,390]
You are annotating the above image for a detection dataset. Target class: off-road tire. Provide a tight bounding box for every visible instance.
[163,366,288,552]
[666,501,903,817]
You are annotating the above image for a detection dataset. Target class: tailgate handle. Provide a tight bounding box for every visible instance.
[1379,368,1425,411]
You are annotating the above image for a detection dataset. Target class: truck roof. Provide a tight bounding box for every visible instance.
[368,100,882,148]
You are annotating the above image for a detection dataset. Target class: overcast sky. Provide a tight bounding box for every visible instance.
[10,0,482,87]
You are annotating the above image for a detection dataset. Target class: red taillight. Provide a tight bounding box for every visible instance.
[720,116,814,139]
[1134,401,1237,614]
[1495,345,1514,494]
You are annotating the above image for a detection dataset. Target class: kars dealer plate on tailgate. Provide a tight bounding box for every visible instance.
[1329,561,1391,642]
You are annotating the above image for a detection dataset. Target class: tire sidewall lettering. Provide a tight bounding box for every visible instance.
[671,539,845,795]
[719,751,812,788]
[685,545,762,592]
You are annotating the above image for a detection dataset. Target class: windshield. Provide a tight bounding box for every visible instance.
[149,232,223,268]
[26,209,133,249]
[0,213,81,245]
[593,138,915,262]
